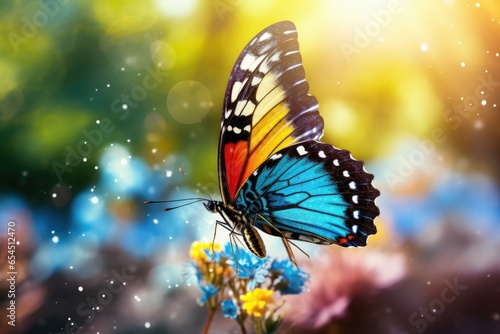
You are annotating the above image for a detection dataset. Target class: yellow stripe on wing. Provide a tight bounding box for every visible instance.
[241,101,296,188]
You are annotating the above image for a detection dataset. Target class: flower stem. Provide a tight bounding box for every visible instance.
[238,320,247,334]
[202,309,215,334]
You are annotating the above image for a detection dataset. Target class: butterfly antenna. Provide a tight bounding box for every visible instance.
[144,198,208,211]
[177,167,214,201]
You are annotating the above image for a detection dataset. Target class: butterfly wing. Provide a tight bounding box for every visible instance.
[234,141,380,247]
[218,21,324,204]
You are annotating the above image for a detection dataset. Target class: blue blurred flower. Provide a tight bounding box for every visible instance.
[198,283,218,305]
[270,259,310,295]
[225,244,269,290]
[221,299,238,319]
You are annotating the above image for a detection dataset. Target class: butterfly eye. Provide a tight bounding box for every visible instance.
[204,201,217,213]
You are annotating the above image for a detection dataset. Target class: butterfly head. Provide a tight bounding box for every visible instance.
[203,200,219,213]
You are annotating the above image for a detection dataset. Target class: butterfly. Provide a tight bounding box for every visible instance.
[202,21,381,265]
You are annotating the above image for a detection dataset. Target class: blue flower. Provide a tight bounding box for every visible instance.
[270,259,309,295]
[221,299,238,319]
[203,246,230,263]
[198,284,218,305]
[225,244,269,290]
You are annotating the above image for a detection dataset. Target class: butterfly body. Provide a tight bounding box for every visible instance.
[207,21,380,263]
[204,200,267,258]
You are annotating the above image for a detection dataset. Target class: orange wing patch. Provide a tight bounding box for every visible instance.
[240,101,296,195]
[224,141,249,201]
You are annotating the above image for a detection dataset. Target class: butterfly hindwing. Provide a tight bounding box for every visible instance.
[234,141,380,247]
[218,21,324,204]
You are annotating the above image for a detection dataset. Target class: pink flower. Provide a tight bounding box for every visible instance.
[283,247,406,329]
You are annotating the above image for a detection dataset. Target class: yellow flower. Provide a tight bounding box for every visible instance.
[189,241,222,262]
[240,288,275,318]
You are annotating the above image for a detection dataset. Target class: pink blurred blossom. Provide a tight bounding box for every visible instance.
[283,248,406,329]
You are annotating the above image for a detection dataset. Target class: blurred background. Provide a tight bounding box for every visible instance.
[1,0,500,333]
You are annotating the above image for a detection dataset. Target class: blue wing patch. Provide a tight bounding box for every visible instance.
[234,140,379,247]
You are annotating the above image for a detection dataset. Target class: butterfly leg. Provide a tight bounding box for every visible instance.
[255,214,311,268]
[214,219,246,268]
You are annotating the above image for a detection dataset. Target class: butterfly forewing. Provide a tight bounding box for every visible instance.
[218,21,324,204]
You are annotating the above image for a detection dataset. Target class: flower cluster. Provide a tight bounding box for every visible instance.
[188,240,310,334]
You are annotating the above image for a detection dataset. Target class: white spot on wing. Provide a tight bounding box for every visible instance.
[234,100,247,116]
[231,81,242,102]
[353,210,360,219]
[297,145,308,156]
[241,100,256,116]
[270,153,282,160]
[343,170,350,177]
[249,54,266,72]
[225,109,232,119]
[352,195,359,204]
[349,181,356,189]
[259,31,272,42]
[352,224,358,233]
[240,53,256,70]
[233,127,241,134]
[251,75,262,86]
[243,125,251,132]
[333,159,339,166]
[285,50,299,56]
[260,51,281,74]
[318,150,326,158]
